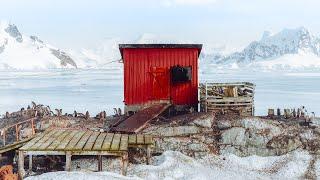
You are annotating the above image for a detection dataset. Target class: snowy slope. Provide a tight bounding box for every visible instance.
[0,21,77,70]
[26,150,319,180]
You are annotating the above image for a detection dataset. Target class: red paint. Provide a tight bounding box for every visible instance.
[120,45,202,107]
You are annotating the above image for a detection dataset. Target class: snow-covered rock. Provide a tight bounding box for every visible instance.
[0,21,77,70]
[202,27,320,70]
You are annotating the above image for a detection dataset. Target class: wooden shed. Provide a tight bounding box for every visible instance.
[119,44,202,114]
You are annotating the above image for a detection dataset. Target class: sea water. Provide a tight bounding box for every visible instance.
[0,68,319,116]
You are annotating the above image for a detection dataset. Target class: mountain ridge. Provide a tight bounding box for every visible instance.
[0,21,77,70]
[207,27,320,66]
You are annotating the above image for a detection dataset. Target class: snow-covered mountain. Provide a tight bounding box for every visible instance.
[205,27,320,69]
[1,22,320,70]
[0,21,77,70]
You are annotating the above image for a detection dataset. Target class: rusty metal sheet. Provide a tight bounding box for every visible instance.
[111,103,170,133]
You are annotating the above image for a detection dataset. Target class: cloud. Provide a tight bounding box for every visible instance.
[163,0,217,6]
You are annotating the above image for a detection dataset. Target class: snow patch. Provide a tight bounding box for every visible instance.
[26,150,319,180]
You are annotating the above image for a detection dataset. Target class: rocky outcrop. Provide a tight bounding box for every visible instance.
[218,117,320,157]
[50,49,77,68]
[142,112,218,158]
[143,113,320,158]
[5,24,23,43]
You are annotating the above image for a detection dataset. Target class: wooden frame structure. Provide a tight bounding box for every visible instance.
[200,82,255,116]
[18,129,153,179]
[1,118,36,147]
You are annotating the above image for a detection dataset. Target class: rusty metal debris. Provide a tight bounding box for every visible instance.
[110,103,171,133]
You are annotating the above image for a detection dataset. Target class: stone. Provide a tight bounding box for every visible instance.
[146,126,201,137]
[220,127,247,146]
[187,143,205,152]
[191,116,213,128]
[216,120,232,130]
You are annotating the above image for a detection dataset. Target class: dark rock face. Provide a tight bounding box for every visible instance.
[5,24,23,43]
[50,49,77,68]
[30,35,44,44]
[0,44,4,54]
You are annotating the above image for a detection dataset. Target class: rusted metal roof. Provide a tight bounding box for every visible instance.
[111,103,170,133]
[119,44,202,58]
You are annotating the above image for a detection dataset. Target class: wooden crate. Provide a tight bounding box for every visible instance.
[200,82,255,116]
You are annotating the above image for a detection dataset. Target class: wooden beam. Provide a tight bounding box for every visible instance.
[144,135,153,145]
[146,145,151,165]
[83,132,100,151]
[136,134,144,144]
[18,151,25,179]
[28,155,33,173]
[46,131,71,150]
[121,152,128,176]
[110,134,121,151]
[101,133,114,151]
[65,131,86,151]
[128,134,136,144]
[119,134,128,151]
[92,133,107,151]
[98,155,102,171]
[73,131,93,151]
[65,152,72,171]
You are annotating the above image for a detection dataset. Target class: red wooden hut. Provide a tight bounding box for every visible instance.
[119,44,202,114]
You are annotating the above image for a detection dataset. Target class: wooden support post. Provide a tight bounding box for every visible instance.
[277,108,281,116]
[15,124,19,141]
[268,109,274,117]
[121,153,128,176]
[18,151,25,179]
[146,145,151,165]
[65,153,72,171]
[31,119,35,135]
[205,82,208,113]
[98,155,102,171]
[3,130,6,146]
[28,155,33,173]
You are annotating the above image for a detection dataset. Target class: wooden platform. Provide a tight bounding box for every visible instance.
[111,103,170,133]
[18,129,154,179]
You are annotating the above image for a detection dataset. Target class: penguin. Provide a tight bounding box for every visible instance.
[31,101,37,109]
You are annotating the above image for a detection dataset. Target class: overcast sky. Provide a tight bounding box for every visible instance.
[1,0,320,52]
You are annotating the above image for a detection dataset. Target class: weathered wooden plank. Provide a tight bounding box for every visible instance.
[37,130,65,150]
[55,131,78,150]
[128,134,136,144]
[20,130,52,151]
[65,130,87,151]
[73,131,93,151]
[144,135,153,145]
[119,134,128,151]
[136,134,144,144]
[111,103,170,133]
[1,138,32,153]
[206,97,253,103]
[110,134,121,151]
[83,132,100,151]
[29,130,58,150]
[101,133,114,151]
[46,130,71,150]
[92,133,107,151]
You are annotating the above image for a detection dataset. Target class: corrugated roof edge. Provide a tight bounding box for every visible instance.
[119,44,202,58]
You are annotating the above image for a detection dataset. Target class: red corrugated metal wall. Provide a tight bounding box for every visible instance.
[123,48,199,106]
